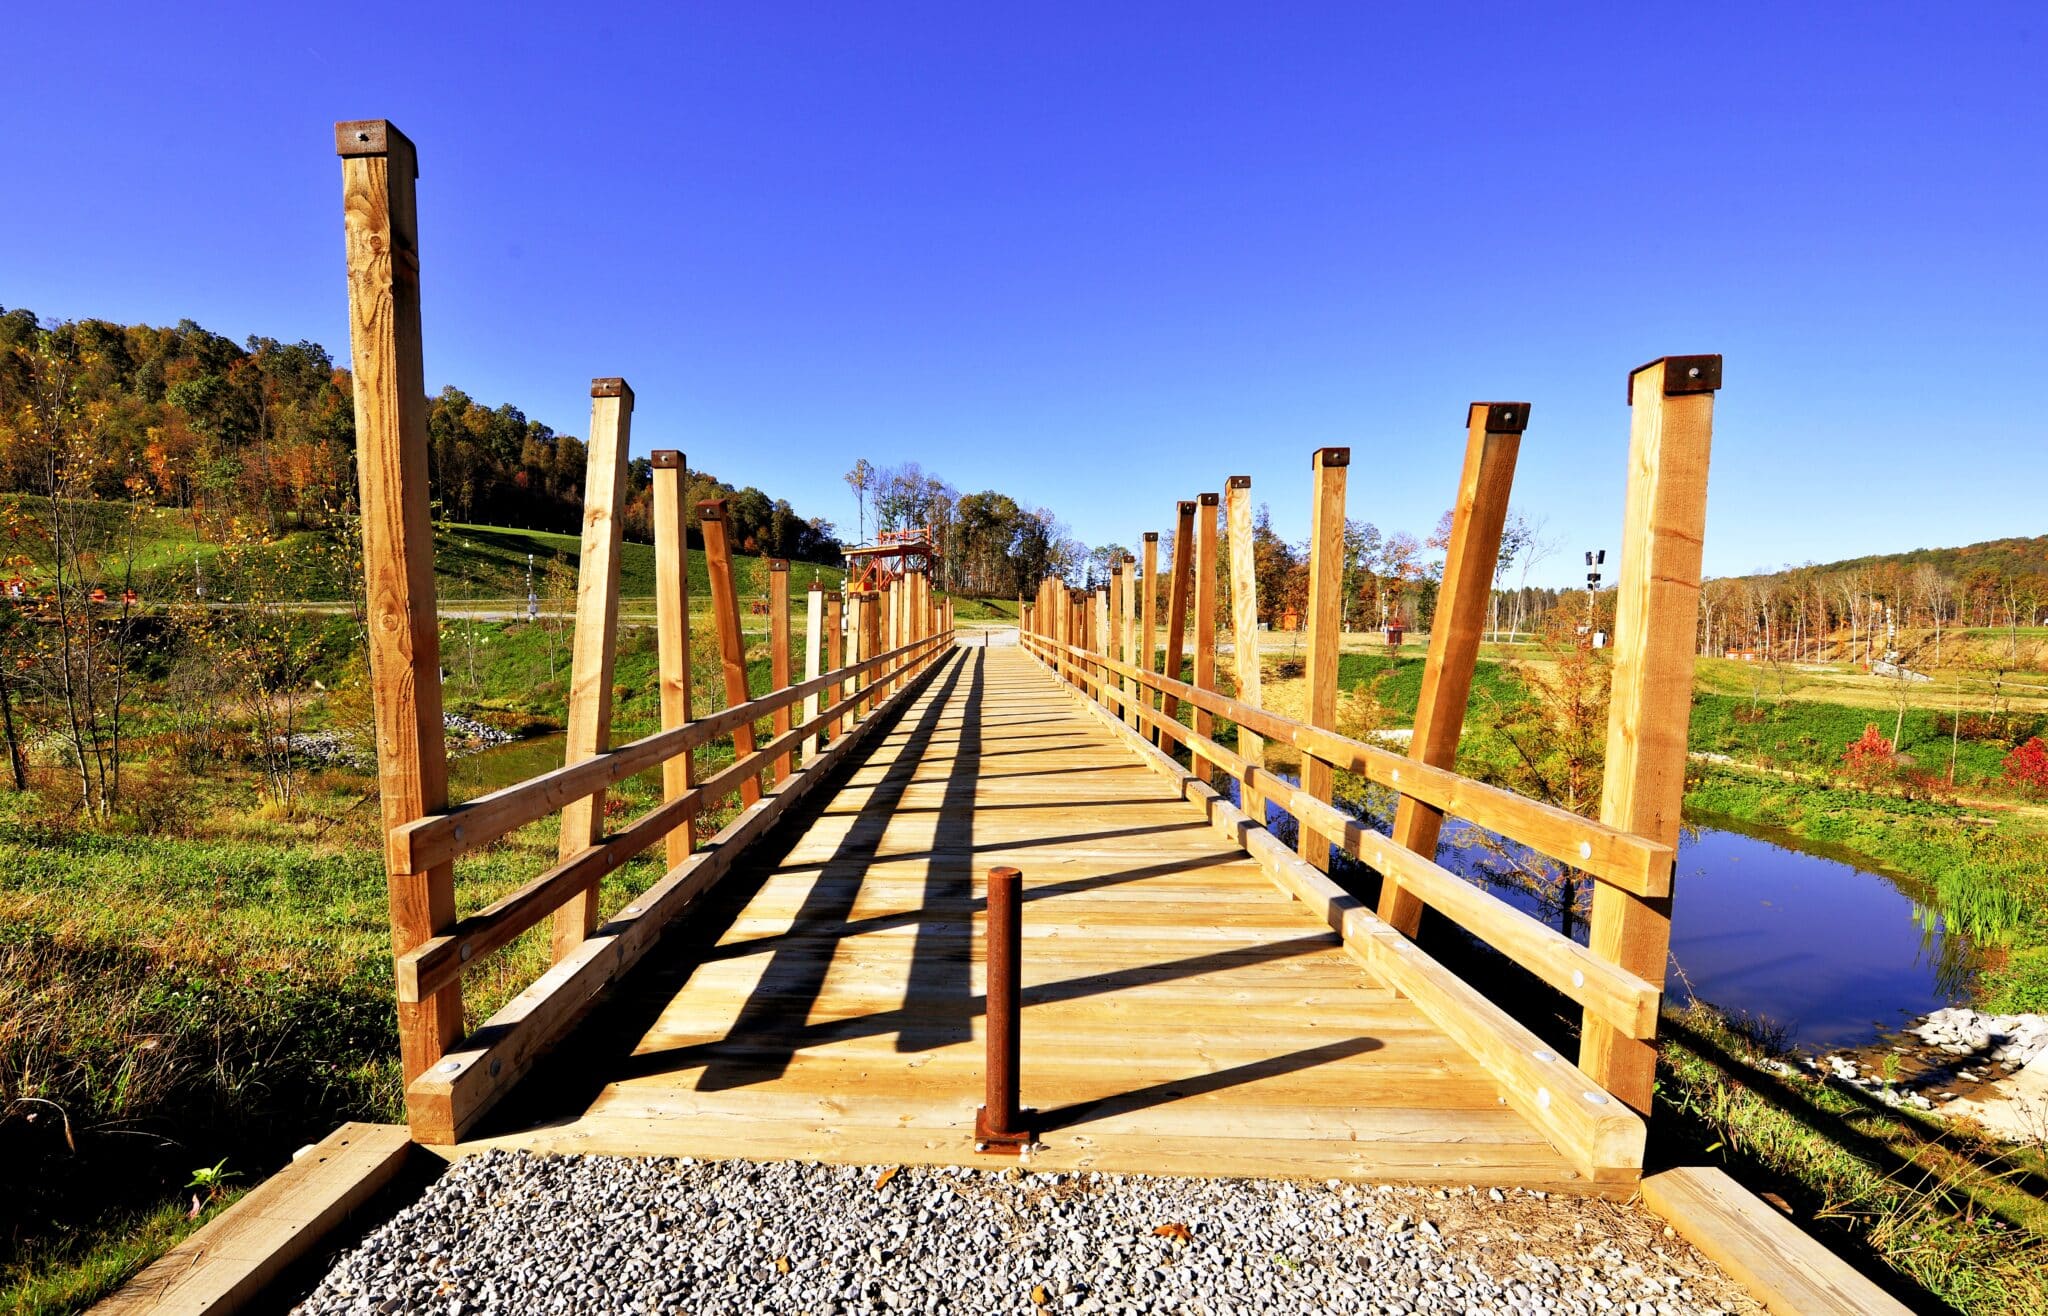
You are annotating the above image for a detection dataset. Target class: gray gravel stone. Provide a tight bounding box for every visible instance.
[293,1152,1752,1315]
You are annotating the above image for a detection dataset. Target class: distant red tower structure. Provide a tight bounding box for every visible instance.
[843,524,941,592]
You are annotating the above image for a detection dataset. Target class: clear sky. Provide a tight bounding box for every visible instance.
[4,3,2043,585]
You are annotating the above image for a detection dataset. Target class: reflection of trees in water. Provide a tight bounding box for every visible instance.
[1911,901,1978,1000]
[1230,767,1984,1032]
[1323,771,1591,938]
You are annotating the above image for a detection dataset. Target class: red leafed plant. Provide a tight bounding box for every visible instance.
[2001,736,2048,798]
[1841,723,1897,790]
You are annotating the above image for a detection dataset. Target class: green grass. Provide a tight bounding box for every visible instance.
[948,596,1019,622]
[1657,1000,2048,1314]
[2,1193,245,1316]
[1690,691,2038,786]
[1330,651,1524,728]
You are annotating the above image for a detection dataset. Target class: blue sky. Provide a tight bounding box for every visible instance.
[4,3,2042,584]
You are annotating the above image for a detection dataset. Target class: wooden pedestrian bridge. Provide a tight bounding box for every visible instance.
[318,120,1715,1198]
[101,119,1921,1316]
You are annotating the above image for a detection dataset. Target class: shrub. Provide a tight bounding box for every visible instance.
[2000,736,2048,798]
[1840,723,1896,790]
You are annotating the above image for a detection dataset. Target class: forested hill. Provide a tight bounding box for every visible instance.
[1793,535,2048,583]
[0,307,843,563]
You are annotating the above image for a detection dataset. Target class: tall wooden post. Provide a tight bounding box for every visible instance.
[551,377,633,959]
[650,450,697,868]
[769,560,793,783]
[847,591,870,716]
[1192,492,1221,761]
[1107,565,1123,709]
[337,120,458,1082]
[861,591,883,711]
[1582,355,1719,1116]
[887,578,903,692]
[1123,554,1139,725]
[1159,501,1196,741]
[1225,476,1267,825]
[1381,404,1529,935]
[802,578,825,759]
[1139,533,1159,720]
[1297,449,1349,869]
[1093,588,1110,700]
[825,592,846,737]
[701,500,761,806]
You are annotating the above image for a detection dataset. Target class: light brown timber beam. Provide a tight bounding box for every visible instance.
[1383,403,1528,935]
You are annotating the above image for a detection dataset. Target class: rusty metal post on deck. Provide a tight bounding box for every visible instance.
[975,865,1034,1151]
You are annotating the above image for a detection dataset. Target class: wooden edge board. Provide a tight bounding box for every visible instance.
[91,1123,414,1315]
[1641,1167,1911,1315]
[1020,633,1670,897]
[391,633,951,875]
[1045,647,1659,1039]
[1022,644,1645,1184]
[404,644,957,1143]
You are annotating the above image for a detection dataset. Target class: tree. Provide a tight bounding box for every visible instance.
[1244,505,1302,629]
[0,329,158,816]
[1341,519,1382,631]
[202,520,348,812]
[843,458,874,545]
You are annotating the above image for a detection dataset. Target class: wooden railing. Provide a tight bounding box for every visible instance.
[337,119,958,1144]
[1016,370,1718,1184]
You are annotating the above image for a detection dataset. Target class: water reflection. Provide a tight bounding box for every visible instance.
[1219,772,1978,1054]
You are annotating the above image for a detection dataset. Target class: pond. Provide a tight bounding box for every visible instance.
[1222,777,1978,1054]
[1656,818,1975,1051]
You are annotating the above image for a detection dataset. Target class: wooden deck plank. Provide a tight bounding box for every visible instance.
[466,646,1598,1192]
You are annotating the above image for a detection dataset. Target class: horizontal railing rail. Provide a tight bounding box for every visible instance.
[1021,632,1659,1037]
[388,634,947,876]
[1021,633,1646,1182]
[394,631,953,1004]
[1026,635,1671,893]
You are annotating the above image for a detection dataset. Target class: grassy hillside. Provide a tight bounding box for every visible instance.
[434,522,847,604]
[0,498,847,607]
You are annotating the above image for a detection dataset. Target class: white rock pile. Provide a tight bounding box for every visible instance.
[292,1152,1754,1315]
[443,712,516,752]
[1907,1009,2048,1071]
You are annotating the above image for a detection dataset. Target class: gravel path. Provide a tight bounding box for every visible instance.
[294,1151,1760,1315]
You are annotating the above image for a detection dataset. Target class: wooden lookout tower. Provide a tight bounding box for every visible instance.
[844,524,942,594]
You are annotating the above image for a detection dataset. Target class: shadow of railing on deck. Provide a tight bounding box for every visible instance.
[609,932,1342,1082]
[1036,1036,1384,1133]
[897,647,986,1053]
[696,648,978,1090]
